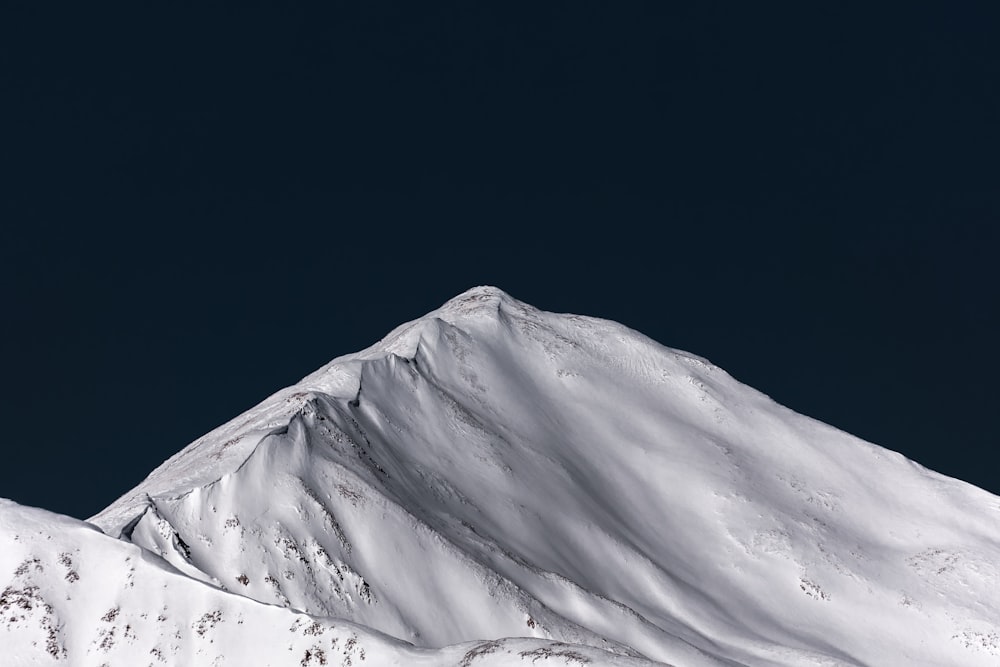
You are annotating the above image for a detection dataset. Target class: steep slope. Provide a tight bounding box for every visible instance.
[9,286,1000,666]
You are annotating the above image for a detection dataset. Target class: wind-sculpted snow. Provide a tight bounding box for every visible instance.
[5,286,1000,665]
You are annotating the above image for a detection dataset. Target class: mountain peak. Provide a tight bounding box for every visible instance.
[434,285,516,319]
[448,284,512,301]
[11,291,999,666]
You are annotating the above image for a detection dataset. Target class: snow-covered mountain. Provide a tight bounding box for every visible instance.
[4,286,999,666]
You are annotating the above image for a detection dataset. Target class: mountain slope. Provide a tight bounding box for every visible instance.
[5,286,999,665]
[0,499,652,666]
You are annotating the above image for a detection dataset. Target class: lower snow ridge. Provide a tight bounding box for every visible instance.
[0,500,658,666]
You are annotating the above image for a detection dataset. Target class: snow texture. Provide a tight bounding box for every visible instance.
[3,286,999,666]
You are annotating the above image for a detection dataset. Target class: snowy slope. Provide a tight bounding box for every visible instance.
[5,286,1000,665]
[0,499,649,666]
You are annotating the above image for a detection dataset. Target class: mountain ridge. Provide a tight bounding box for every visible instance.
[5,286,999,665]
[91,286,533,535]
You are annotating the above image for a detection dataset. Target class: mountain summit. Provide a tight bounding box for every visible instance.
[4,287,999,665]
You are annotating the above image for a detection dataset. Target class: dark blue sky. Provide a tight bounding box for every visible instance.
[3,3,998,520]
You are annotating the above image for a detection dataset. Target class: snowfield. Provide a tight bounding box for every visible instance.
[3,286,999,665]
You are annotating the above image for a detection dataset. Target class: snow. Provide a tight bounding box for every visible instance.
[3,286,999,665]
[0,499,654,666]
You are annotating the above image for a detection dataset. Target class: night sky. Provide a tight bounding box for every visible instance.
[3,3,998,521]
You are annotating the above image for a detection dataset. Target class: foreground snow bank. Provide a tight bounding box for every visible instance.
[0,499,658,666]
